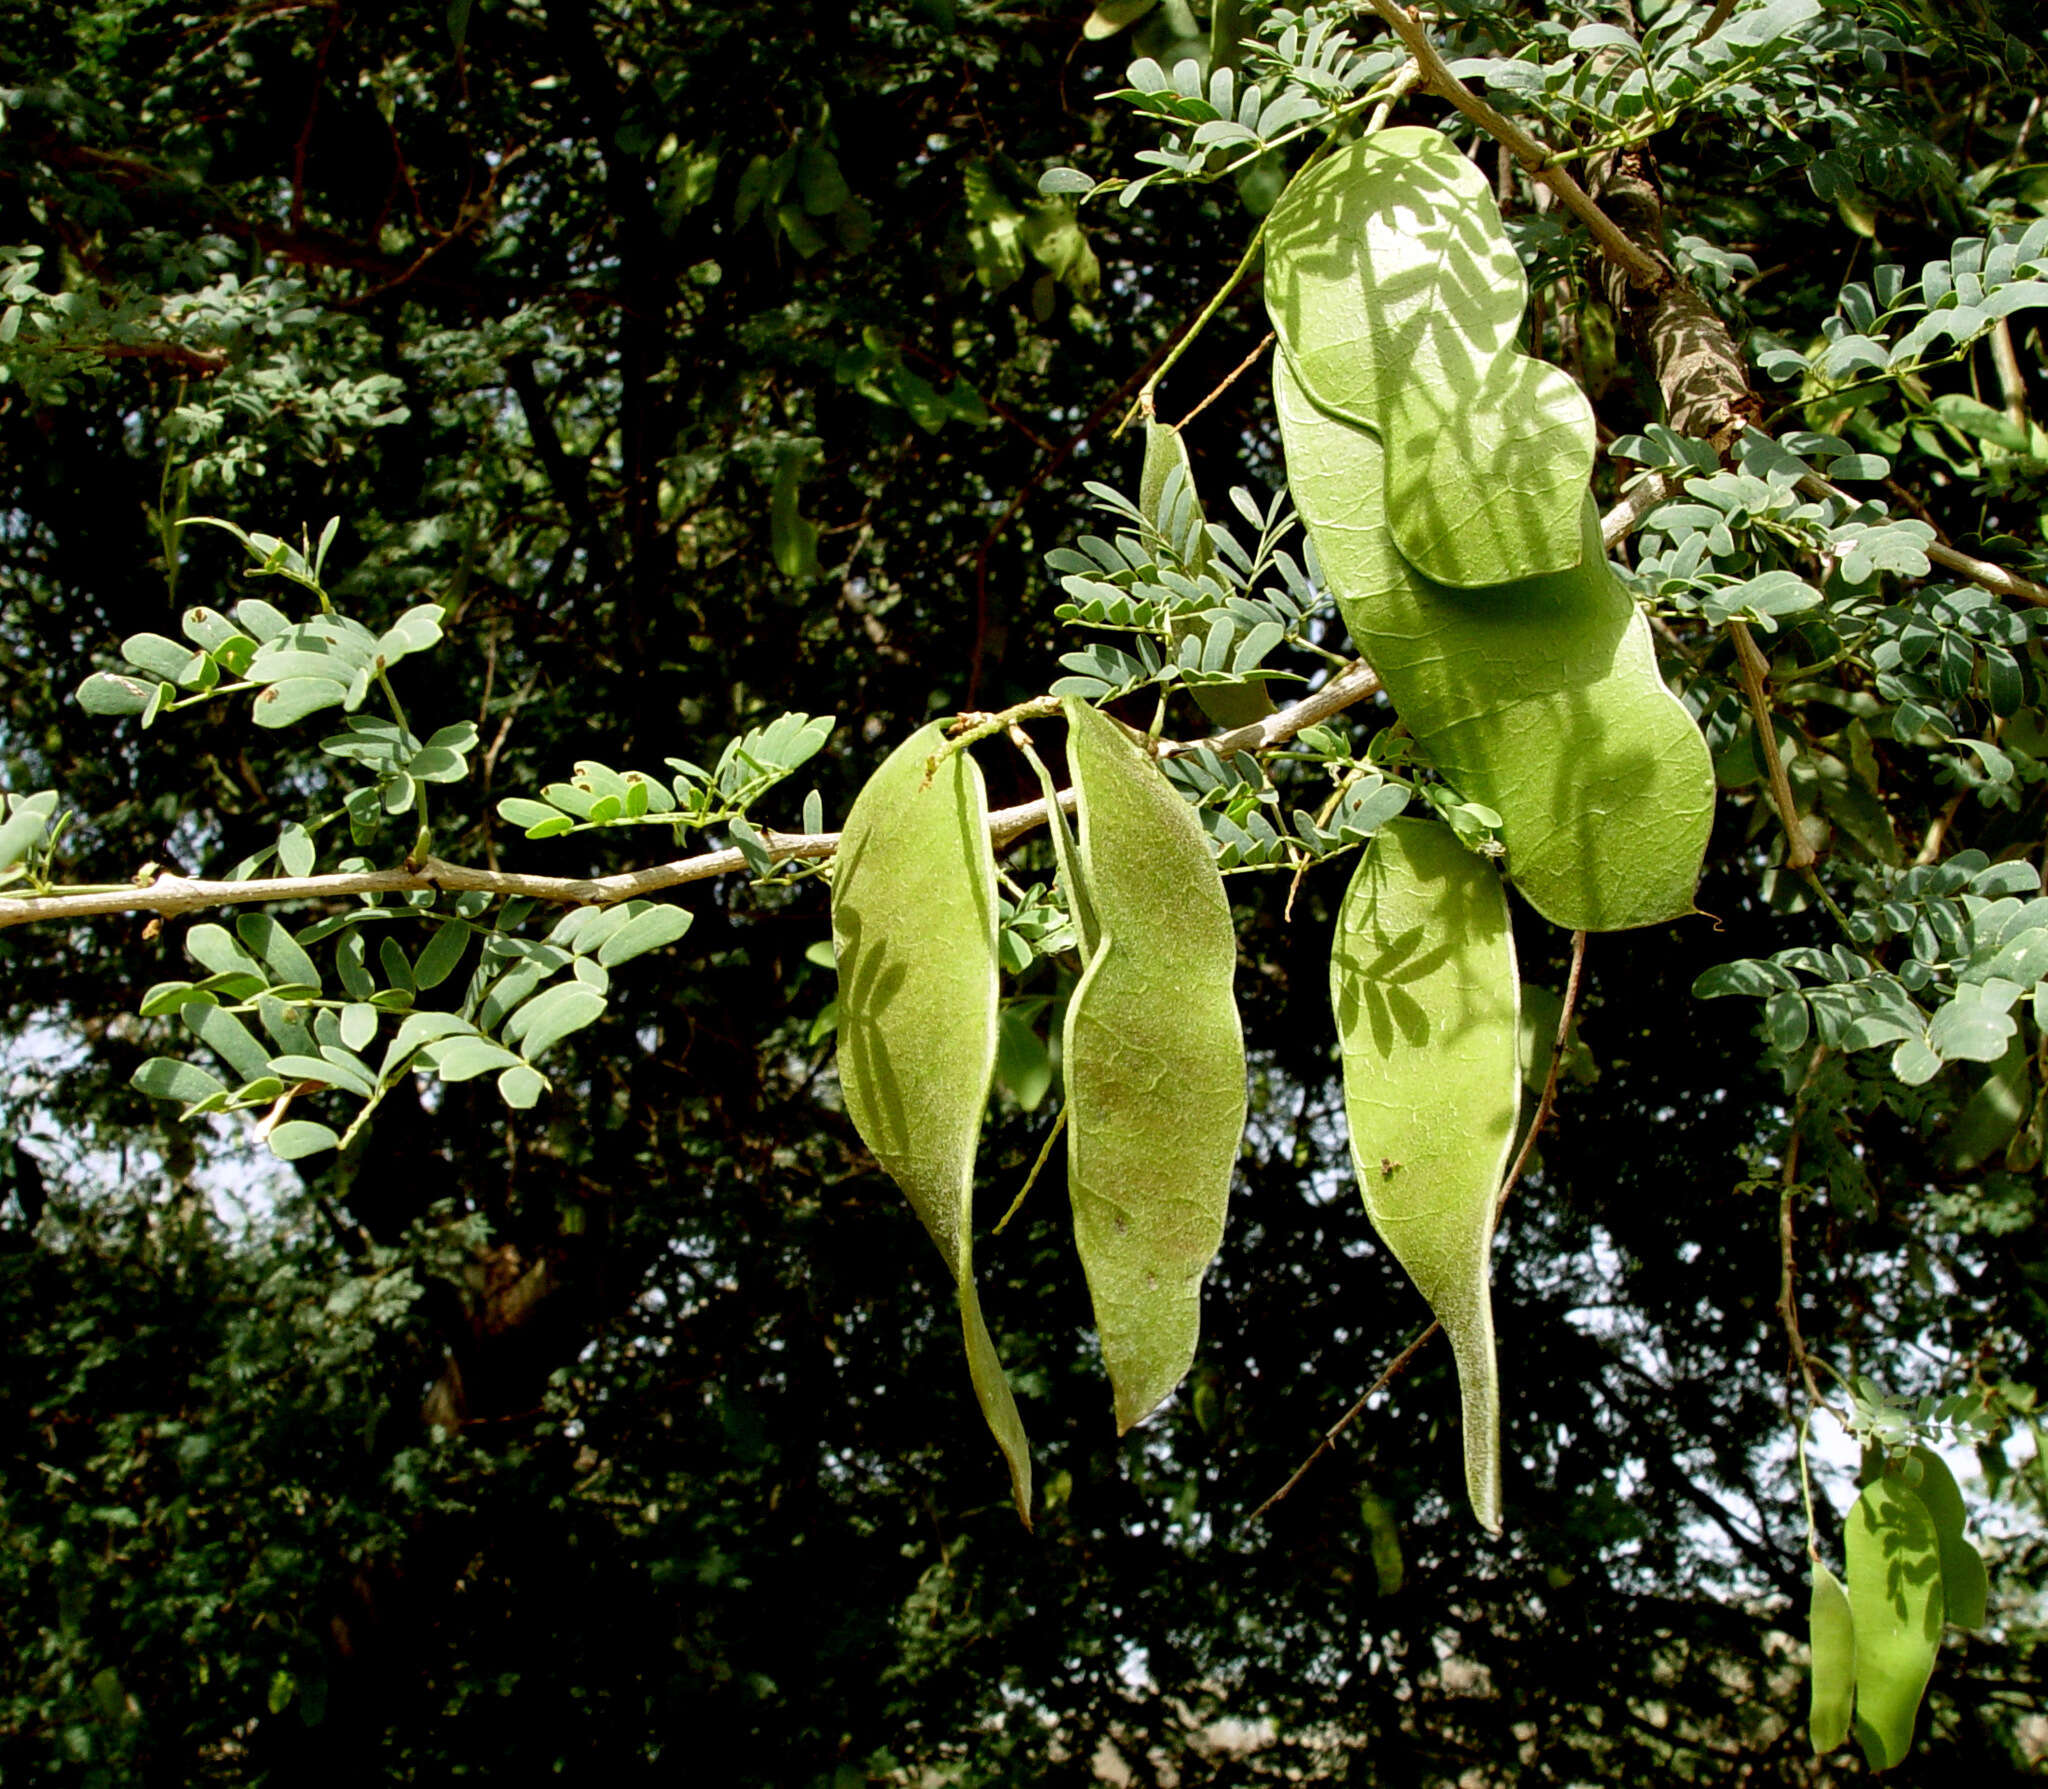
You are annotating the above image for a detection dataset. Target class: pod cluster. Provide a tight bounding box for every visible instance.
[831,706,1246,1519]
[1812,1446,1988,1769]
[1266,128,1715,934]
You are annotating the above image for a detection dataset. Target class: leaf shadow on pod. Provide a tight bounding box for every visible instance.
[832,723,1032,1524]
[1263,127,1595,587]
[1274,357,1712,933]
[1332,818,1519,1533]
[1061,699,1247,1435]
[1846,1473,1945,1770]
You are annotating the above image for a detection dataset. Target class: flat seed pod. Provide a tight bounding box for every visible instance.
[1846,1475,1945,1770]
[1808,1560,1857,1754]
[1140,421,1273,730]
[1061,698,1246,1432]
[1907,1445,1989,1632]
[1275,357,1712,933]
[832,722,1031,1522]
[1264,127,1595,586]
[1331,818,1519,1533]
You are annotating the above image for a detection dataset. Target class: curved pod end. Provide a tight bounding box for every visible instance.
[1331,818,1519,1534]
[1060,700,1247,1435]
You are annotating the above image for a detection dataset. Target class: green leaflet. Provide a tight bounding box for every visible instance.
[1264,127,1595,587]
[1846,1475,1944,1771]
[1140,420,1273,730]
[832,722,1031,1522]
[1274,357,1712,932]
[1062,698,1247,1432]
[1908,1446,1989,1632]
[1809,1560,1856,1755]
[1331,818,1518,1533]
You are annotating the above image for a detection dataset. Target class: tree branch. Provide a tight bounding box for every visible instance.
[1363,0,1669,291]
[0,665,1384,934]
[1603,466,2048,610]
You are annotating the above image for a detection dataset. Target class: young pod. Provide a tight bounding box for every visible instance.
[1331,817,1519,1532]
[832,722,1031,1521]
[1061,698,1247,1431]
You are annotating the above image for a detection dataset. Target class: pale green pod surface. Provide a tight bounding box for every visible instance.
[832,722,1032,1522]
[1275,358,1712,933]
[1264,127,1595,586]
[1846,1475,1945,1771]
[1061,699,1247,1432]
[1809,1560,1857,1755]
[1331,818,1518,1533]
[1140,421,1273,731]
[1908,1445,1990,1631]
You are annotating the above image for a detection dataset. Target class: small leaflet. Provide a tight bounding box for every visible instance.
[1330,817,1519,1533]
[1061,699,1246,1432]
[832,722,1031,1522]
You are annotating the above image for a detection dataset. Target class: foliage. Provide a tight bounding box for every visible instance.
[1,0,2046,1781]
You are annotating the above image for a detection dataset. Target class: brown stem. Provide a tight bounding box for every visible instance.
[1363,0,1669,291]
[1730,621,1816,869]
[1245,1321,1440,1524]
[1496,929,1588,1214]
[1171,331,1274,431]
[1776,1046,1829,1416]
[0,664,1384,934]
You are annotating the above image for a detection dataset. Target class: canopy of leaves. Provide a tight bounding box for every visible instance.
[1,0,2044,1782]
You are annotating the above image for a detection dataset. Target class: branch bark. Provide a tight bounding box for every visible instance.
[1364,0,1669,291]
[1588,149,1761,454]
[0,664,1384,934]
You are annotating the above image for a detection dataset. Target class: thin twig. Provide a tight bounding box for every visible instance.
[1496,929,1588,1214]
[994,1108,1067,1235]
[1776,1045,1831,1418]
[1246,1320,1440,1524]
[0,663,1386,933]
[1172,331,1275,432]
[1606,460,2048,612]
[1363,0,1668,291]
[1794,470,2048,607]
[1130,217,1273,428]
[1250,929,1590,1523]
[1729,621,1815,870]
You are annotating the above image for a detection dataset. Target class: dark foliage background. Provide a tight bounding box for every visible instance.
[1,1,2043,1782]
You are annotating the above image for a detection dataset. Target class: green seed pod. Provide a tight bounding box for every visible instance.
[832,722,1031,1522]
[1846,1474,1944,1770]
[1907,1445,1989,1632]
[1331,818,1519,1533]
[1061,698,1247,1431]
[1275,357,1712,932]
[1808,1559,1856,1755]
[1264,127,1595,588]
[1141,420,1273,730]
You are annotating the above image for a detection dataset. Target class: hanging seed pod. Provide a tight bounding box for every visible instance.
[1061,698,1246,1431]
[833,722,1031,1522]
[1331,817,1519,1532]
